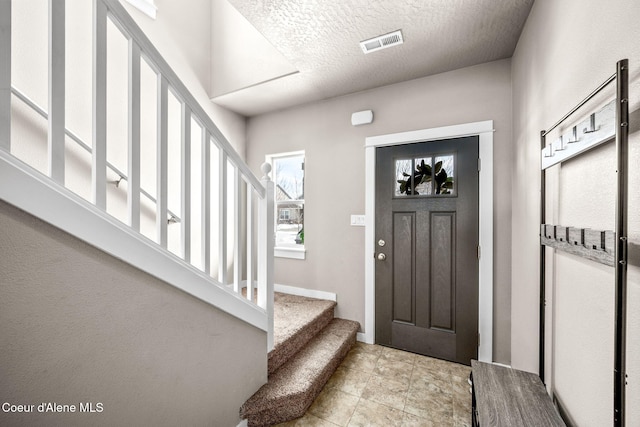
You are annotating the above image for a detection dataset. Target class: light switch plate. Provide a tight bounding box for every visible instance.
[350,215,365,226]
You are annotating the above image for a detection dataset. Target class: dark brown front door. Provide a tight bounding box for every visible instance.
[374,136,479,365]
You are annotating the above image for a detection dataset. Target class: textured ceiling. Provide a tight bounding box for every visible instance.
[213,0,533,116]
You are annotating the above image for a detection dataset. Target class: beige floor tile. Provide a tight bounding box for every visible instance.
[413,355,453,374]
[449,363,471,379]
[401,411,439,427]
[411,366,452,395]
[308,387,360,427]
[347,398,404,427]
[275,412,342,427]
[452,396,471,418]
[341,350,380,372]
[404,395,453,426]
[406,381,453,409]
[374,357,414,386]
[380,346,418,365]
[361,374,409,410]
[288,345,471,427]
[452,384,472,407]
[352,342,384,355]
[450,371,471,387]
[324,365,372,397]
[453,413,472,427]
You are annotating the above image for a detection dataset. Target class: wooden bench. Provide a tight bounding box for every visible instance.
[471,360,566,427]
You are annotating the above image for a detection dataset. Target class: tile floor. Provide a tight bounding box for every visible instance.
[276,342,472,427]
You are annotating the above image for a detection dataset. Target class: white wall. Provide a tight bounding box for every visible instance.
[247,59,514,364]
[0,201,266,427]
[511,0,640,425]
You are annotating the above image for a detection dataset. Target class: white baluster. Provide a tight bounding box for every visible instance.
[48,0,65,184]
[218,150,228,285]
[0,0,10,151]
[246,185,254,302]
[181,105,191,263]
[156,75,168,247]
[233,167,242,293]
[202,130,211,274]
[258,162,274,351]
[92,0,107,209]
[128,40,141,231]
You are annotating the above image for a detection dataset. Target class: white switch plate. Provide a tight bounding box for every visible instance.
[350,215,365,226]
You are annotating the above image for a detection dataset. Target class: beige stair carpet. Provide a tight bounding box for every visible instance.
[239,291,359,426]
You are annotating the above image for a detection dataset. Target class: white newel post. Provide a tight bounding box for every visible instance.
[258,162,275,351]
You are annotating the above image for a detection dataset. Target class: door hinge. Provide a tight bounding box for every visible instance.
[478,158,481,172]
[477,245,481,260]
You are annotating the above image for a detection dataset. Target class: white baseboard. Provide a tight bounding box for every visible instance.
[236,419,248,427]
[274,283,337,302]
[356,332,374,344]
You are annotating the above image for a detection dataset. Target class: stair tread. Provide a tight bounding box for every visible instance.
[272,292,336,348]
[241,318,359,418]
[269,293,337,375]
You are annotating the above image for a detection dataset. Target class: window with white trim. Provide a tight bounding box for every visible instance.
[267,151,305,260]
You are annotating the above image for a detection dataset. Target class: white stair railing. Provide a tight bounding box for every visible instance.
[0,0,274,350]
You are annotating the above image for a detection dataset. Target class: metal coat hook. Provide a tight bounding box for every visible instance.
[567,126,579,143]
[583,113,598,133]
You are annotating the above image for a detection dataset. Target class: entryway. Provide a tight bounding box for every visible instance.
[363,121,494,363]
[374,137,479,365]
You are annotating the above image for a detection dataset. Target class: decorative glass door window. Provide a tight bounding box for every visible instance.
[395,154,455,197]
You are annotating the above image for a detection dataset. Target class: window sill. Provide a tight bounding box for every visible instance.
[275,246,306,260]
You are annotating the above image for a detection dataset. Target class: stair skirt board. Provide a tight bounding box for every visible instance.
[240,318,360,427]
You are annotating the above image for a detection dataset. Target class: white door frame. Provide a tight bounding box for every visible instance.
[363,120,494,363]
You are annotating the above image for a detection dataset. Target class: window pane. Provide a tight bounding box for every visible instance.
[395,158,412,196]
[274,155,304,200]
[413,157,433,195]
[434,155,455,195]
[273,154,304,248]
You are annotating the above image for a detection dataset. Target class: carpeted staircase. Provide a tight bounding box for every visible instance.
[240,292,360,426]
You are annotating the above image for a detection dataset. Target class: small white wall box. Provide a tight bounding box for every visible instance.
[351,110,374,126]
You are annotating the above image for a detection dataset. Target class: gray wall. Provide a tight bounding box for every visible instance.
[511,0,640,424]
[247,59,514,364]
[0,201,266,427]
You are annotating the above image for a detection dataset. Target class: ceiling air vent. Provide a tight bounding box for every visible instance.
[360,30,403,54]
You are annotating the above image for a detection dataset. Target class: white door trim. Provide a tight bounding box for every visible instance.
[363,120,494,363]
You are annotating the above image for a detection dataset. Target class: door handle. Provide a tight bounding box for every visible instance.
[377,253,386,261]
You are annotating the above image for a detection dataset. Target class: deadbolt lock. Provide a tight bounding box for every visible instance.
[378,239,386,247]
